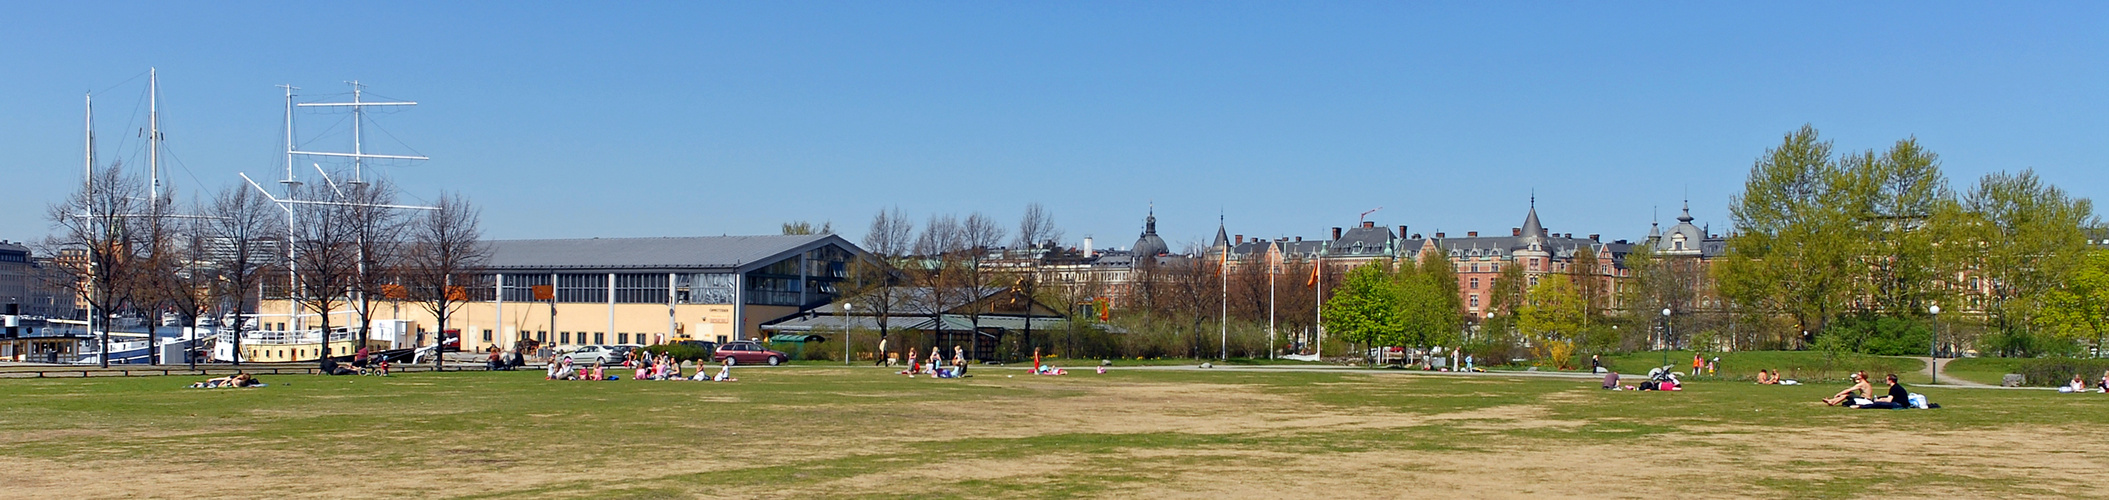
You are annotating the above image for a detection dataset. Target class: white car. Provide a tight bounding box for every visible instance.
[562,345,627,365]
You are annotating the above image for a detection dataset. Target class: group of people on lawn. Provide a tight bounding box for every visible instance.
[898,345,972,378]
[2060,371,2109,393]
[1823,371,1916,409]
[546,351,735,382]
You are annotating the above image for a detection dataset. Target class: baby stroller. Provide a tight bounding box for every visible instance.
[1639,366,1681,391]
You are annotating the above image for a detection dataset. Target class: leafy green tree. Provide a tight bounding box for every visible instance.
[1484,258,1529,339]
[1850,138,1954,315]
[2038,249,2109,353]
[1405,247,1464,347]
[1721,125,1861,344]
[1324,263,1402,348]
[1963,170,2096,354]
[1518,274,1585,368]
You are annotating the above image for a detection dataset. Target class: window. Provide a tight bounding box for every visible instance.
[594,332,605,344]
[498,273,553,302]
[556,274,608,303]
[1470,294,1479,308]
[1470,278,1479,289]
[536,331,546,342]
[1529,277,1539,287]
[618,333,629,344]
[482,329,493,342]
[560,332,571,344]
[615,274,670,303]
[1491,263,1499,272]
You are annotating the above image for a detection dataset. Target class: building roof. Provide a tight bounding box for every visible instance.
[1131,209,1169,258]
[483,234,857,272]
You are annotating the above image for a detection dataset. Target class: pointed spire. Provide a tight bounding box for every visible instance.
[1212,212,1230,249]
[1678,199,1695,223]
[1519,202,1546,250]
[1143,202,1157,236]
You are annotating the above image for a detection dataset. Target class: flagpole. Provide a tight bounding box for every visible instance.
[1316,247,1324,360]
[1220,242,1228,361]
[1268,242,1276,360]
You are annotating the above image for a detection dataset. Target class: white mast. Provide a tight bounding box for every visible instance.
[84,92,98,357]
[350,81,364,185]
[278,84,301,334]
[1268,241,1276,360]
[1315,244,1323,360]
[148,68,160,206]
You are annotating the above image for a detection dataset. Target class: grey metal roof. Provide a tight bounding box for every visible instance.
[483,234,856,271]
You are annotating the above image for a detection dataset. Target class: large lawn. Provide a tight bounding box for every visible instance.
[1,365,2101,499]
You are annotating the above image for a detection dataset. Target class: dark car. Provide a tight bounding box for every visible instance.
[712,341,789,366]
[672,339,718,354]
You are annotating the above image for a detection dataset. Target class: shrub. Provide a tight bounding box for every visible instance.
[2015,358,2109,387]
[1822,315,1932,356]
[638,344,711,363]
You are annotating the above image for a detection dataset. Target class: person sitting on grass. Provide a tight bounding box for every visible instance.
[1851,374,1911,409]
[1824,371,1874,406]
[902,349,920,377]
[2099,371,2108,393]
[713,358,736,382]
[2062,374,2087,393]
[551,359,578,381]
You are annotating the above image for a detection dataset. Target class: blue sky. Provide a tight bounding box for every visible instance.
[4,2,2103,250]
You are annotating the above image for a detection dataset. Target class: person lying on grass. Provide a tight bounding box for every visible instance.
[1823,371,1874,406]
[1756,369,1776,385]
[190,373,261,388]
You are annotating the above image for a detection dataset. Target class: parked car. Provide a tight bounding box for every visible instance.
[712,341,789,366]
[671,339,717,354]
[562,345,626,365]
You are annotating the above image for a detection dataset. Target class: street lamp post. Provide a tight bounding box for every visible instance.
[1660,308,1672,370]
[1929,304,1940,384]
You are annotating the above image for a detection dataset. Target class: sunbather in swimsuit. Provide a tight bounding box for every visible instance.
[1824,372,1873,406]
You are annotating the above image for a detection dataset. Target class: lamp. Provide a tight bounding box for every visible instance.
[1928,304,1940,384]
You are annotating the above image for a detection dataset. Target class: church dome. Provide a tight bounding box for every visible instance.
[1133,210,1169,258]
[1656,203,1706,255]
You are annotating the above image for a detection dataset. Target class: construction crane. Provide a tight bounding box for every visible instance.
[1359,207,1382,223]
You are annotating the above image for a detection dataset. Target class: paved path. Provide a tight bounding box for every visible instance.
[1915,356,1995,387]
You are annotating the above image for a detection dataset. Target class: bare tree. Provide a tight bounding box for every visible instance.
[128,192,180,365]
[201,184,282,366]
[1010,203,1062,355]
[910,214,966,354]
[44,164,144,367]
[1014,203,1063,250]
[289,182,360,369]
[404,192,488,369]
[845,208,913,357]
[165,200,222,368]
[956,212,1008,356]
[781,220,834,235]
[342,178,409,349]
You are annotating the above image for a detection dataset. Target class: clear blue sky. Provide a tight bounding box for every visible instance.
[5,2,2103,250]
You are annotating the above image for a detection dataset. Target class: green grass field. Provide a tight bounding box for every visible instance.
[1,365,2101,499]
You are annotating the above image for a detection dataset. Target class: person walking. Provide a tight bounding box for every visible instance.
[875,337,889,366]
